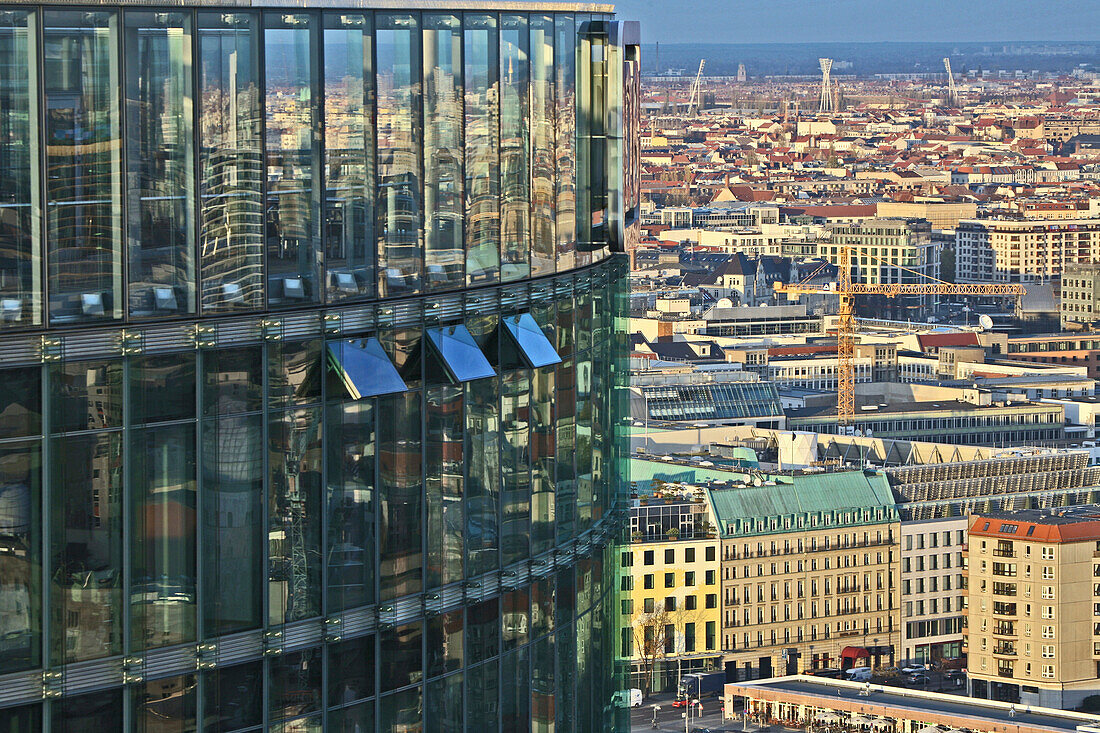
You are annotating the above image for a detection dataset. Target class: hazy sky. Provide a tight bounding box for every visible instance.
[610,0,1100,44]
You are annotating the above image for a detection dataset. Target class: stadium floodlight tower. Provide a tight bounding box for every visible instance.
[818,57,834,112]
[944,57,959,105]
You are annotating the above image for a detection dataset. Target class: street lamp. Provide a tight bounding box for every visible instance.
[652,704,662,729]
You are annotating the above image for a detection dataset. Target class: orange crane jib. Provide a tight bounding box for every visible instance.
[773,246,1025,426]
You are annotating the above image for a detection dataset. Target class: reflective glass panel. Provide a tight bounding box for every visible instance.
[125,12,196,318]
[425,385,462,589]
[502,587,529,650]
[324,14,374,300]
[328,634,375,706]
[44,10,122,324]
[380,687,421,733]
[555,358,576,542]
[52,690,122,731]
[426,610,463,679]
[380,622,422,693]
[554,15,576,271]
[0,10,41,326]
[425,325,495,383]
[530,366,555,554]
[499,15,530,282]
[49,359,122,433]
[133,674,196,733]
[376,14,422,297]
[268,408,322,624]
[422,14,464,292]
[265,13,321,306]
[50,432,123,663]
[202,414,263,635]
[327,338,407,400]
[0,366,41,439]
[0,703,40,732]
[500,371,530,566]
[529,16,555,277]
[202,345,263,416]
[465,377,499,576]
[378,391,422,600]
[503,313,562,368]
[467,598,499,666]
[0,440,40,672]
[268,338,323,408]
[502,648,530,730]
[328,701,374,733]
[269,647,322,722]
[468,661,499,730]
[425,673,462,733]
[203,661,262,732]
[131,423,197,650]
[464,14,500,287]
[326,401,375,611]
[129,352,197,425]
[198,12,263,312]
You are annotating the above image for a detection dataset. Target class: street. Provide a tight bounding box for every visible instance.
[628,692,739,732]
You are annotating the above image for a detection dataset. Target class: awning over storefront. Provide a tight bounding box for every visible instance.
[841,646,870,660]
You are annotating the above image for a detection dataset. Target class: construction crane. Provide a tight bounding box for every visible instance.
[944,57,959,106]
[818,58,833,112]
[774,246,1025,426]
[688,59,706,116]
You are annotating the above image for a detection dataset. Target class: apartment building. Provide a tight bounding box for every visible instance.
[900,517,969,665]
[956,219,1100,284]
[967,509,1100,709]
[1061,263,1100,330]
[712,470,901,680]
[623,496,723,692]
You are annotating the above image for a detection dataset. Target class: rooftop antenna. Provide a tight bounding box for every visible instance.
[944,57,959,106]
[818,58,834,113]
[655,40,659,76]
[689,58,706,116]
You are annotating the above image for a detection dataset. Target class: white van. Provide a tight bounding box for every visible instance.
[612,689,643,708]
[845,667,872,682]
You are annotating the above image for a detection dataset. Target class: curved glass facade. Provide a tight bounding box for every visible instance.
[0,3,639,731]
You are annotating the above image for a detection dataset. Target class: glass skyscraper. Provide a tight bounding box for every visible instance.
[0,2,639,730]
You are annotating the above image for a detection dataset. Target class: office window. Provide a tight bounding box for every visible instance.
[685,572,696,587]
[665,549,675,564]
[685,547,695,563]
[643,574,654,590]
[664,573,674,588]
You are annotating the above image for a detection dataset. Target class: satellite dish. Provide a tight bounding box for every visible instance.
[716,297,734,308]
[979,314,994,330]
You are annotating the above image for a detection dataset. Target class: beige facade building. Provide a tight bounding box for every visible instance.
[966,509,1100,709]
[1061,263,1100,330]
[956,218,1100,284]
[711,470,902,680]
[900,517,969,665]
[877,201,978,230]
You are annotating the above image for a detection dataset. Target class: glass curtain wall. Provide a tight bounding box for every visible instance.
[323,14,374,301]
[376,14,421,298]
[422,14,463,292]
[528,15,555,278]
[44,10,123,324]
[463,14,500,287]
[0,10,40,326]
[265,13,322,307]
[498,15,529,283]
[124,11,196,319]
[198,11,264,312]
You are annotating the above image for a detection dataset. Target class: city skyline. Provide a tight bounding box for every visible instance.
[613,0,1100,44]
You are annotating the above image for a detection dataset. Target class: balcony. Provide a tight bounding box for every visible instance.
[992,625,1017,638]
[997,667,1015,679]
[993,644,1017,658]
[993,603,1018,617]
[993,548,1017,558]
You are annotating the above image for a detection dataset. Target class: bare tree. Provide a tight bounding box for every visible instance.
[630,601,704,699]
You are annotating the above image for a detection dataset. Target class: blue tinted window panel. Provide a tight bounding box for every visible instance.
[503,313,562,368]
[426,325,496,382]
[327,338,407,399]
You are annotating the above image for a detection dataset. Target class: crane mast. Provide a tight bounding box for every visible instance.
[775,245,1025,426]
[688,59,706,116]
[944,57,959,105]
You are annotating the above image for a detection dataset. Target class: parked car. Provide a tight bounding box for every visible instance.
[900,664,926,675]
[906,673,931,685]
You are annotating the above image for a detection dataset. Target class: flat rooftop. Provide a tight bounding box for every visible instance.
[788,399,1057,420]
[42,0,615,9]
[727,676,1100,733]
